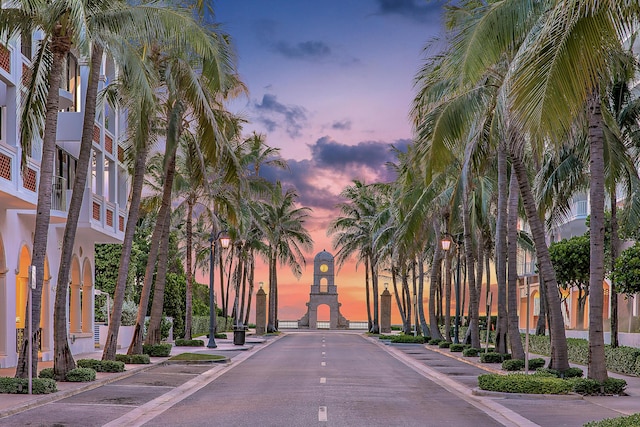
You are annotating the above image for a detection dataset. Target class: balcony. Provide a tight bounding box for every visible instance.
[0,143,38,209]
[75,187,125,243]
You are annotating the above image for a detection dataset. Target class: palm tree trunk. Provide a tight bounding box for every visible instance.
[444,251,452,341]
[243,255,255,326]
[53,42,104,379]
[184,198,194,340]
[495,141,509,354]
[103,143,149,360]
[587,91,607,382]
[536,272,548,335]
[462,173,480,348]
[128,146,177,354]
[267,249,277,332]
[430,225,444,339]
[365,256,372,331]
[16,36,69,378]
[418,256,429,337]
[371,257,380,334]
[610,189,619,348]
[510,150,569,371]
[145,203,172,345]
[507,169,525,359]
[391,266,406,329]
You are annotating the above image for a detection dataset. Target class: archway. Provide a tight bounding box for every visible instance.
[319,278,328,293]
[316,304,330,329]
[69,257,81,333]
[82,258,93,333]
[15,246,48,352]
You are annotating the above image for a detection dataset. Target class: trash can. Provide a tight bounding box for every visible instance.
[233,324,246,346]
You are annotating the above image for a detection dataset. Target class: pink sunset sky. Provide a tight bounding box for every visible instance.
[214,0,446,324]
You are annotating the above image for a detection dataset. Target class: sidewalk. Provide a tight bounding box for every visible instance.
[0,334,264,419]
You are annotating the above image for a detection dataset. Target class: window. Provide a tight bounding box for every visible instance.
[0,105,5,143]
[60,53,79,112]
[20,32,32,59]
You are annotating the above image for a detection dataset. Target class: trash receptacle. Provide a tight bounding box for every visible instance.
[233,325,246,346]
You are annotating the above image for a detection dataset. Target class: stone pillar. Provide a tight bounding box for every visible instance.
[255,287,267,335]
[380,287,392,333]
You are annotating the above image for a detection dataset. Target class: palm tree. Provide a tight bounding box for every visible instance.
[260,182,313,332]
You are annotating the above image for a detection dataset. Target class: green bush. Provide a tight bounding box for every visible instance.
[584,413,640,427]
[463,347,481,357]
[449,344,465,352]
[428,338,443,345]
[563,367,584,378]
[142,343,172,357]
[391,335,425,344]
[65,368,96,382]
[77,359,125,373]
[0,377,57,394]
[175,339,204,347]
[438,341,452,348]
[603,378,627,395]
[478,373,572,394]
[115,354,150,364]
[377,335,395,340]
[502,359,524,371]
[570,378,601,395]
[481,352,510,363]
[605,346,640,376]
[38,368,54,379]
[528,358,546,370]
[77,359,102,371]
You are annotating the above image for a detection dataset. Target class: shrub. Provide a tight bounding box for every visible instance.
[605,346,640,376]
[438,341,452,349]
[449,344,465,352]
[584,413,640,427]
[38,368,54,379]
[528,358,546,370]
[463,348,481,357]
[115,354,150,364]
[391,335,425,344]
[377,335,395,340]
[65,368,96,382]
[77,359,102,371]
[175,339,204,347]
[570,378,601,395]
[142,343,172,357]
[144,317,173,341]
[428,338,443,345]
[603,378,627,395]
[0,377,57,394]
[502,359,524,371]
[562,367,584,378]
[478,373,572,394]
[77,359,125,373]
[481,352,508,363]
[214,333,227,339]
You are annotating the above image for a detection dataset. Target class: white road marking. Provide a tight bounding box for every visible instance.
[322,351,325,355]
[321,361,326,366]
[319,406,328,422]
[322,344,326,347]
[320,377,326,384]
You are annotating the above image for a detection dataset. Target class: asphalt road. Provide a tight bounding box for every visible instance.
[145,332,501,427]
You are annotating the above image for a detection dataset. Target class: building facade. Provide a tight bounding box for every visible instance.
[0,33,129,367]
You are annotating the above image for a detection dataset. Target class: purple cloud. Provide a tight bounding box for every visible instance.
[254,94,307,138]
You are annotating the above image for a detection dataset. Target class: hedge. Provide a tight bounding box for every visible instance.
[115,354,150,364]
[478,373,572,394]
[463,347,481,357]
[0,377,57,394]
[77,359,125,373]
[449,344,465,352]
[65,368,96,382]
[524,334,640,376]
[480,352,511,363]
[391,335,425,344]
[175,339,204,347]
[502,359,524,371]
[438,341,452,349]
[142,343,172,357]
[584,413,640,427]
[428,338,443,345]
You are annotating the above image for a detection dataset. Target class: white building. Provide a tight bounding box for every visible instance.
[0,33,129,368]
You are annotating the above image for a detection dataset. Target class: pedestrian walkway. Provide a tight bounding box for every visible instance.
[375,339,640,427]
[0,334,267,419]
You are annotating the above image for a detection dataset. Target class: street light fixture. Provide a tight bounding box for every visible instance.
[208,230,230,349]
[441,232,462,344]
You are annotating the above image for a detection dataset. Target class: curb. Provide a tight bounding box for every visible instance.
[471,387,584,400]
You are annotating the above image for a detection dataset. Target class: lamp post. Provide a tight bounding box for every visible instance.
[208,230,231,349]
[441,233,462,344]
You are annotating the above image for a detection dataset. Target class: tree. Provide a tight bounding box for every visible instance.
[611,243,640,296]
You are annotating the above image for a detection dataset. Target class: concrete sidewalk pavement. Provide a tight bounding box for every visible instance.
[0,334,267,419]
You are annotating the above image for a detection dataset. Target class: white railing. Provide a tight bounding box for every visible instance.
[348,321,368,330]
[573,199,588,218]
[278,320,299,329]
[51,175,66,211]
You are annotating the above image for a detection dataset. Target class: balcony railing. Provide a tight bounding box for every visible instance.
[51,175,67,211]
[573,199,588,219]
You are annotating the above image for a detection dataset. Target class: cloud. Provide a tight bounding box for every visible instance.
[309,136,410,173]
[273,40,331,60]
[254,94,307,138]
[375,0,445,23]
[331,120,352,130]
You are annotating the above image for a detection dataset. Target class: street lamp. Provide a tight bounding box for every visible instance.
[208,230,231,349]
[441,232,462,344]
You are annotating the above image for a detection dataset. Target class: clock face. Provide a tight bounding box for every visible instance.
[320,263,328,272]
